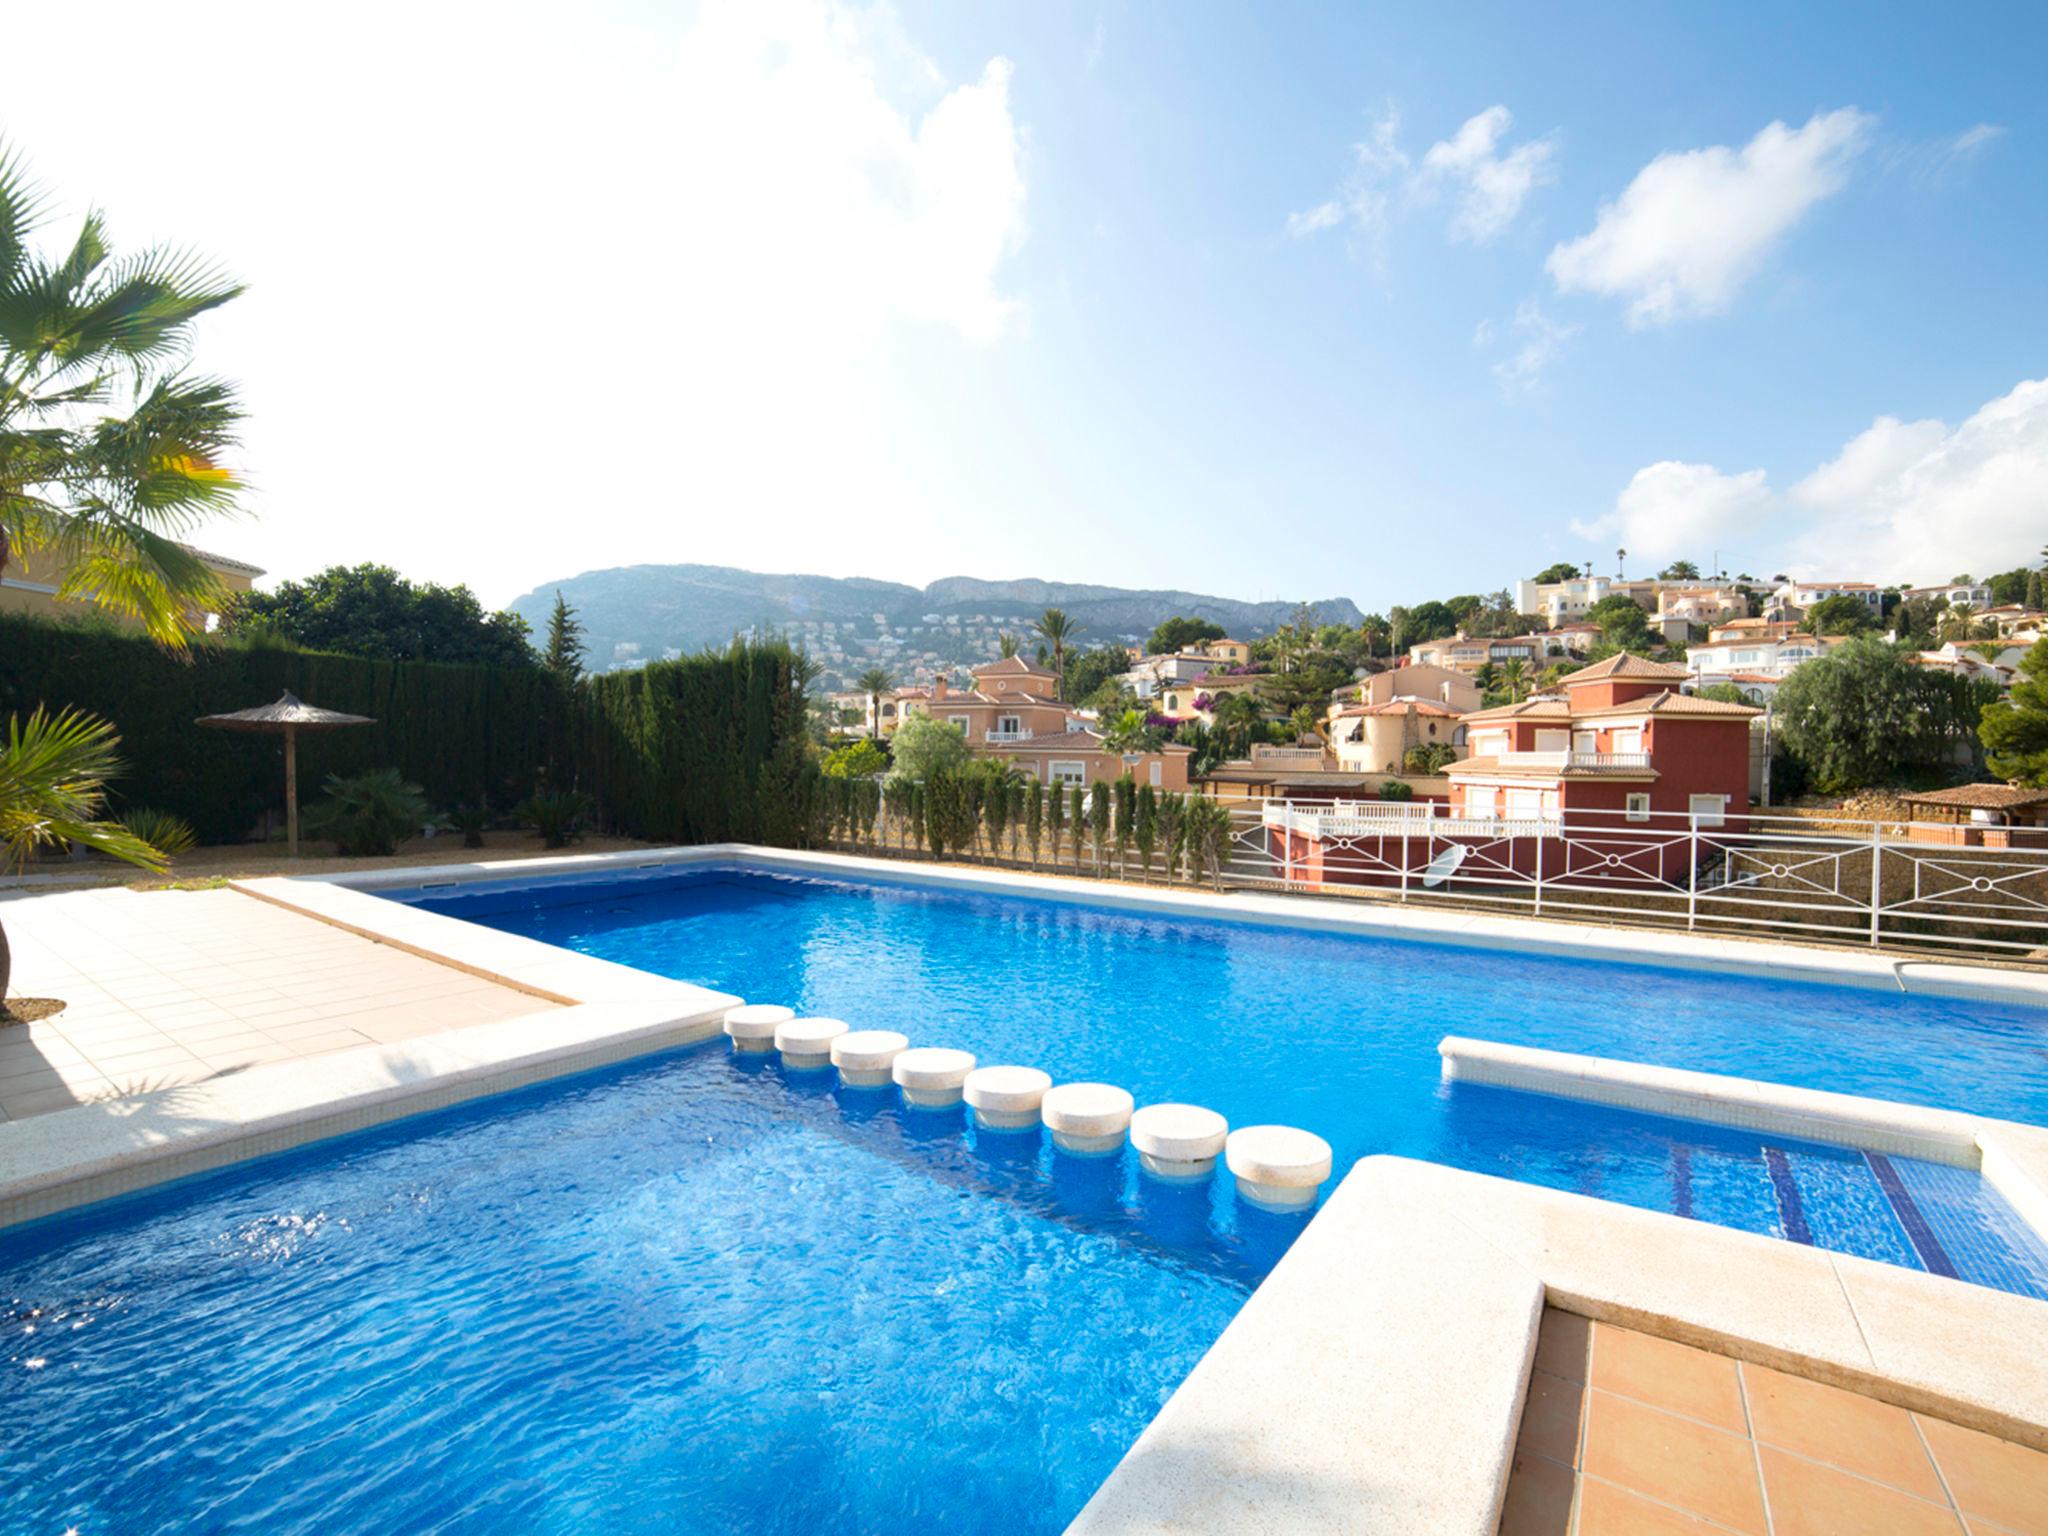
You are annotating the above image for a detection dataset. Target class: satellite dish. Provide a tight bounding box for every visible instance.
[1419,843,1467,888]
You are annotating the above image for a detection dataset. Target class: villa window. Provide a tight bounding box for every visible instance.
[948,714,971,731]
[1689,794,1727,827]
[1049,760,1087,787]
[1625,793,1651,823]
[997,715,1021,736]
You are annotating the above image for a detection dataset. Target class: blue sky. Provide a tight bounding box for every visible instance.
[4,1,2043,611]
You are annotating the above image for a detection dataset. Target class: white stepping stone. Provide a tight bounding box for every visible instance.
[1041,1082,1135,1156]
[774,1016,849,1071]
[831,1030,909,1088]
[963,1066,1053,1131]
[1224,1125,1334,1211]
[1131,1103,1229,1182]
[723,1003,795,1053]
[892,1047,977,1107]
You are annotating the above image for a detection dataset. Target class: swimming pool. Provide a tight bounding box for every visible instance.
[402,862,2048,1296]
[5,860,2046,1534]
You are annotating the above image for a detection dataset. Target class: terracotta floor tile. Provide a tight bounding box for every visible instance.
[1497,1446,1575,1536]
[1533,1309,1591,1384]
[1592,1323,1746,1434]
[1518,1369,1588,1467]
[1583,1390,1767,1535]
[1576,1477,1734,1535]
[1759,1445,1965,1536]
[1742,1363,1945,1503]
[1917,1416,2048,1536]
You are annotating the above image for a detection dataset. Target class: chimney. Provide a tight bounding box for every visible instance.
[933,676,949,701]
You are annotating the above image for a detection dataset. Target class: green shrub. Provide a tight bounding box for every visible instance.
[1379,778,1415,802]
[306,770,430,856]
[520,789,594,848]
[116,808,199,857]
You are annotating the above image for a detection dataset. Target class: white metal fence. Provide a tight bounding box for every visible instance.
[840,791,2048,962]
[1230,798,2048,959]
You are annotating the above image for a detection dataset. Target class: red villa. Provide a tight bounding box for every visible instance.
[1268,654,1762,889]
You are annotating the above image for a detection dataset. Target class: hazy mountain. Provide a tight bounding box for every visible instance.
[507,563,1363,683]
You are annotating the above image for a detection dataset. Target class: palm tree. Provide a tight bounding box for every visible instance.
[1616,547,1627,578]
[997,632,1018,659]
[1358,613,1390,659]
[854,666,894,738]
[1099,708,1158,756]
[1034,608,1079,697]
[1,709,167,1005]
[1,142,247,646]
[1939,604,1988,644]
[1498,657,1531,702]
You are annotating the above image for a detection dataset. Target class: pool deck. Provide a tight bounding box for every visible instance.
[3,845,2046,1534]
[0,887,560,1121]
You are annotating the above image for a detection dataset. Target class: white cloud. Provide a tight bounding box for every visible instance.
[1485,299,1578,393]
[1548,108,1871,326]
[1417,106,1557,244]
[1572,462,1774,564]
[1286,200,1346,237]
[1786,378,2048,578]
[1286,108,1409,246]
[1288,103,1552,248]
[1575,377,2048,580]
[1949,122,2006,157]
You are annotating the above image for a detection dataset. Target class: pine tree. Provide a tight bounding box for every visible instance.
[544,591,586,684]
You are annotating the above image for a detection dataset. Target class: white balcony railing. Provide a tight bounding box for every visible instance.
[985,729,1030,743]
[1495,749,1651,770]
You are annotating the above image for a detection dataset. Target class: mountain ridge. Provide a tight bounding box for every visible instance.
[506,563,1363,682]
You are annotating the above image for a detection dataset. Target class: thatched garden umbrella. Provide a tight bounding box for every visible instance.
[198,692,374,857]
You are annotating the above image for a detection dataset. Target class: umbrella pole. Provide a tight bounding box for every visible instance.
[285,724,299,859]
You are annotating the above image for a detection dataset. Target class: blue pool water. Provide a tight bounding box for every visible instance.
[0,1048,1272,1535]
[407,864,2048,1296]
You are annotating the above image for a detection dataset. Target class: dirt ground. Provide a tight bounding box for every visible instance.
[13,830,668,890]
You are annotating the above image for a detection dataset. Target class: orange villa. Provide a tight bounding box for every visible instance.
[905,656,1193,791]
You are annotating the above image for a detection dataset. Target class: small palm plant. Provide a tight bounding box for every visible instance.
[519,789,594,849]
[306,770,430,857]
[444,804,492,850]
[2,708,168,1006]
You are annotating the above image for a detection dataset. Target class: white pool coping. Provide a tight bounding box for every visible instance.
[1068,1155,2048,1536]
[325,842,2048,1006]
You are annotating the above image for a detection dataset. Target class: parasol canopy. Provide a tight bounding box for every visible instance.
[198,692,375,857]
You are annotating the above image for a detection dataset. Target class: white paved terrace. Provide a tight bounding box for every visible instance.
[0,886,557,1121]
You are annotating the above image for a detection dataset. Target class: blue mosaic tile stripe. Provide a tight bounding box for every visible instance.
[1865,1154,1959,1280]
[1762,1147,1813,1245]
[1671,1143,1694,1220]
[1884,1156,2048,1301]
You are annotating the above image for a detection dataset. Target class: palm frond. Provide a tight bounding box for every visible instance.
[0,139,52,287]
[53,526,225,646]
[0,706,166,874]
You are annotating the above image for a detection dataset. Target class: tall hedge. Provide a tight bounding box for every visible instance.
[0,614,815,848]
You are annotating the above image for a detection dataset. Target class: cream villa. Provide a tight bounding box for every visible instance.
[0,539,263,632]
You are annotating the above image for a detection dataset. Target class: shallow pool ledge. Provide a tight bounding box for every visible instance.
[1066,1156,2048,1536]
[1438,1035,2048,1242]
[0,996,738,1231]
